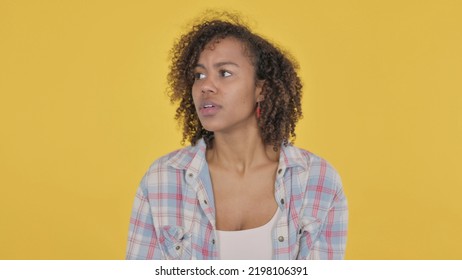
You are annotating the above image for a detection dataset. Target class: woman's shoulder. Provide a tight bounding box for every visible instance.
[146,144,203,173]
[283,144,342,189]
[138,144,204,191]
[283,144,336,168]
[143,139,208,180]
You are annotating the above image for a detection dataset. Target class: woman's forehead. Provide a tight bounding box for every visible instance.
[199,37,253,64]
[203,36,244,51]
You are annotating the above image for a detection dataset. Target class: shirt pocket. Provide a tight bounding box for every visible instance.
[158,225,193,260]
[296,217,322,258]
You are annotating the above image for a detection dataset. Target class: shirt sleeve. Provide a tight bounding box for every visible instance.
[126,175,162,259]
[299,167,348,260]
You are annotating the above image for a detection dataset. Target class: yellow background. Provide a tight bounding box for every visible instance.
[1,0,461,259]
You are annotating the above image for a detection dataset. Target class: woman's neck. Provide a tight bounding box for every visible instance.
[206,129,279,175]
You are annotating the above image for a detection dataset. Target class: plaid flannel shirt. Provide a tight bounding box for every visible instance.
[126,139,348,259]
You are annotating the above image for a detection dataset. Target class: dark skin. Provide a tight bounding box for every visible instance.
[208,143,279,231]
[192,37,279,231]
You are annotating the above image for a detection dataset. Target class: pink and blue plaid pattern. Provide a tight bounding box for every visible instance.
[126,139,348,259]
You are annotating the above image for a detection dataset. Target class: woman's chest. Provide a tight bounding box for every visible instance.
[209,166,279,231]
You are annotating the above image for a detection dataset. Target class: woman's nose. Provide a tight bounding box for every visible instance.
[200,76,217,94]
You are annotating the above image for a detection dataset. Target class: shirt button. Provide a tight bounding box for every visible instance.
[280,198,285,205]
[204,200,208,205]
[188,173,193,178]
[212,239,215,245]
[278,169,282,174]
[278,236,284,242]
[175,245,181,250]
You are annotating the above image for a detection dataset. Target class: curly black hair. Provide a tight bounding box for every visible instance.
[167,12,303,150]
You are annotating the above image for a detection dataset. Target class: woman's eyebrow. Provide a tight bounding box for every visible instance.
[195,62,240,69]
[214,61,239,68]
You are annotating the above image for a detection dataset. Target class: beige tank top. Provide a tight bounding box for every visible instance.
[216,208,280,260]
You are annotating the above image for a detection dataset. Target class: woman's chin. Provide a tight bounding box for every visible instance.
[199,122,222,133]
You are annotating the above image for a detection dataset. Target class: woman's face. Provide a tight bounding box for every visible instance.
[192,37,263,135]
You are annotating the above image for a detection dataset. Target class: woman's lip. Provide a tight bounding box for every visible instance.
[200,101,220,108]
[199,105,220,116]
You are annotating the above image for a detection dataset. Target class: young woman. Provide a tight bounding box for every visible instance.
[126,14,348,260]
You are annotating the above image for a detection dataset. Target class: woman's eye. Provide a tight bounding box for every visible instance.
[194,73,206,80]
[220,70,231,77]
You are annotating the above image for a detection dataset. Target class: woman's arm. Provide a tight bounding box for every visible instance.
[126,178,162,259]
[298,165,348,260]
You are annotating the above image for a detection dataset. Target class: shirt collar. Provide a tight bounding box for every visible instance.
[166,139,309,174]
[279,143,310,171]
[166,138,207,178]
